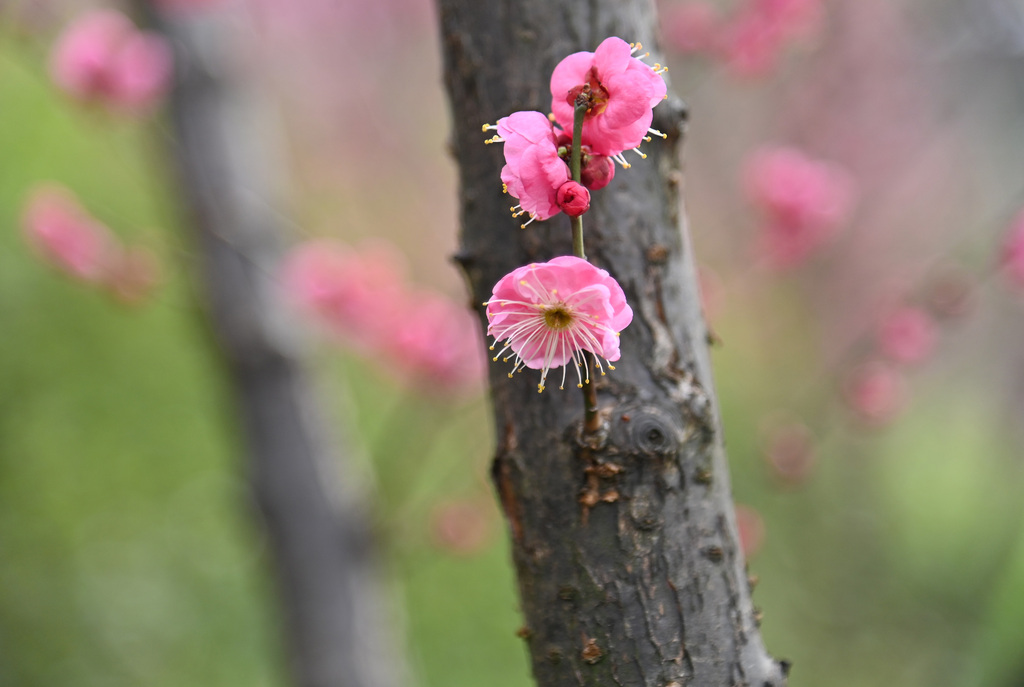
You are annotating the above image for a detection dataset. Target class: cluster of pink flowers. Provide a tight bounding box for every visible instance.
[50,10,172,115]
[282,239,485,396]
[742,145,856,269]
[22,184,162,305]
[484,36,667,227]
[661,0,823,78]
[481,37,665,390]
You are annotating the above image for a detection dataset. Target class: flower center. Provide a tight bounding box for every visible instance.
[566,67,610,118]
[543,303,575,329]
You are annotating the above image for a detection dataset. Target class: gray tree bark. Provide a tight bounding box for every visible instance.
[437,1,789,685]
[136,5,404,687]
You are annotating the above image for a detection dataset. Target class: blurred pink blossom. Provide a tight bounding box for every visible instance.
[22,184,115,283]
[877,306,937,366]
[735,503,766,558]
[743,145,856,269]
[282,239,407,349]
[282,239,484,396]
[661,2,721,55]
[716,8,783,78]
[715,0,823,77]
[550,36,667,158]
[386,291,486,395]
[843,361,908,427]
[49,9,172,114]
[761,420,816,486]
[430,499,494,556]
[1001,210,1024,289]
[752,0,824,41]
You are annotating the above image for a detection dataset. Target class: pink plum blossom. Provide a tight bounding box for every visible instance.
[877,306,937,366]
[282,239,484,396]
[843,361,908,427]
[549,36,668,160]
[743,145,856,268]
[486,111,617,223]
[716,9,783,78]
[50,10,172,114]
[281,239,407,349]
[22,184,115,282]
[715,0,824,78]
[487,111,569,224]
[485,256,633,392]
[1001,210,1024,289]
[386,290,487,395]
[661,2,721,55]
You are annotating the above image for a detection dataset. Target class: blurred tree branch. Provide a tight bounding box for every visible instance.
[437,0,789,684]
[134,5,404,687]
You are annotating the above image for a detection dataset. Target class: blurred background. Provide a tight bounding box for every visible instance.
[1,0,1023,685]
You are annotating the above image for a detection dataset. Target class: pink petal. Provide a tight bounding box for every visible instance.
[592,36,633,77]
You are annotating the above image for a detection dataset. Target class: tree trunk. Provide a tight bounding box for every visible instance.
[137,5,404,687]
[437,1,789,685]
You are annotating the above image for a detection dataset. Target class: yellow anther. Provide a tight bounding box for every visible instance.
[547,112,556,122]
[645,136,652,142]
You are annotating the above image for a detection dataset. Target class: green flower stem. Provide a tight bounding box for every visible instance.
[570,94,600,434]
[570,94,587,261]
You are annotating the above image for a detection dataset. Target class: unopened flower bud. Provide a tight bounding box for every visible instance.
[581,153,615,190]
[556,181,590,217]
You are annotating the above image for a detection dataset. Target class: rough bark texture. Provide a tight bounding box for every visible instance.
[437,1,789,685]
[138,6,402,687]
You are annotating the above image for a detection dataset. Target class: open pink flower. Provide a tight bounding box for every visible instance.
[22,184,115,282]
[486,111,569,224]
[1001,210,1024,289]
[485,111,616,223]
[50,10,172,114]
[550,37,668,160]
[877,306,937,366]
[485,256,633,392]
[743,145,855,268]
